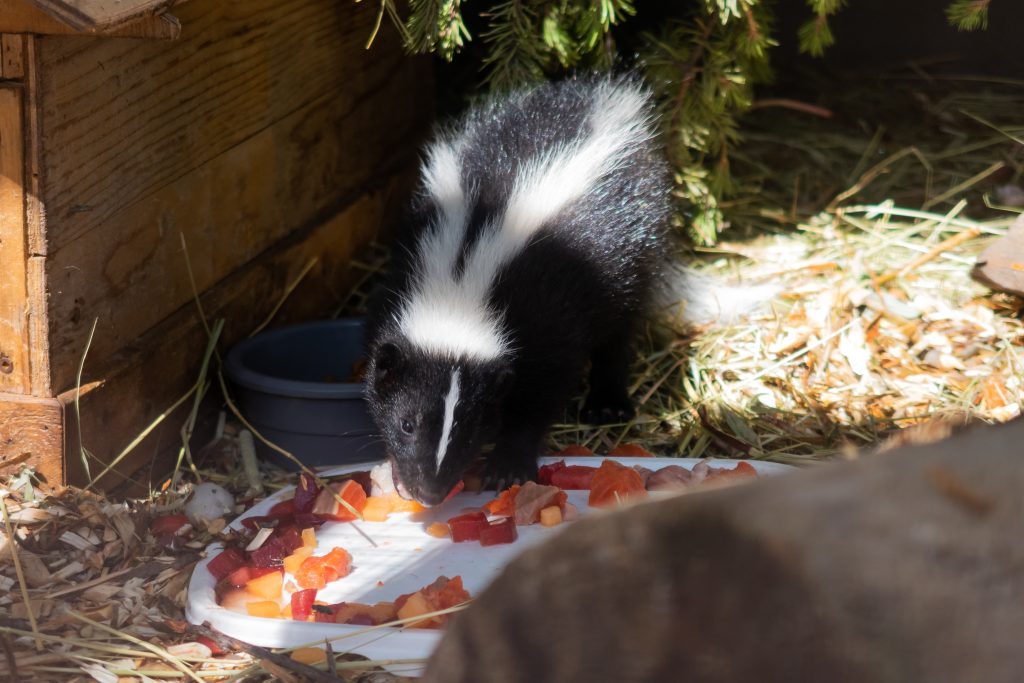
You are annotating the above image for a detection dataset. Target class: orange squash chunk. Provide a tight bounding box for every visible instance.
[301,527,317,548]
[396,591,434,628]
[425,522,450,538]
[283,546,314,575]
[290,647,326,664]
[245,569,283,600]
[388,493,426,514]
[588,460,647,508]
[294,548,352,590]
[362,496,392,522]
[312,479,367,521]
[245,600,282,618]
[539,505,563,527]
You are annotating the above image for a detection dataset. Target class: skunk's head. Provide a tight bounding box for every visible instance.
[365,337,512,505]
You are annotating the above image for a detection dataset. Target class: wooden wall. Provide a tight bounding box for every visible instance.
[0,0,432,487]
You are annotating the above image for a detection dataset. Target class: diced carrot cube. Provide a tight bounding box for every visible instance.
[245,569,283,600]
[484,485,520,517]
[425,522,450,538]
[294,547,352,590]
[301,527,317,548]
[362,496,392,522]
[245,601,281,618]
[283,546,314,575]
[539,505,562,527]
[290,647,326,665]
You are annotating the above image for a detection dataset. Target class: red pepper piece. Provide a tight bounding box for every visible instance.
[290,588,318,621]
[549,465,598,490]
[537,460,566,486]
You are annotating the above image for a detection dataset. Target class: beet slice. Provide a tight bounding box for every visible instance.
[537,460,566,486]
[293,473,320,515]
[206,547,246,581]
[447,511,488,543]
[479,517,518,546]
[248,526,304,567]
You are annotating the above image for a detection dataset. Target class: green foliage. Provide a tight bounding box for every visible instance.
[388,0,994,244]
[946,0,990,30]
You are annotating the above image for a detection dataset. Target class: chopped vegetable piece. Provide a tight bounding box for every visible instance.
[206,547,246,581]
[332,601,398,626]
[479,517,518,546]
[537,460,566,485]
[294,548,353,590]
[426,522,450,538]
[540,505,563,527]
[588,460,648,508]
[549,465,598,490]
[556,444,593,456]
[312,480,367,521]
[421,575,470,612]
[484,484,520,517]
[293,473,320,514]
[267,499,295,519]
[388,493,427,513]
[150,514,189,537]
[282,546,314,575]
[447,511,488,542]
[245,601,281,618]
[645,465,694,492]
[194,635,223,656]
[608,443,655,457]
[513,482,563,525]
[396,591,433,628]
[248,526,304,568]
[705,461,759,482]
[361,496,392,522]
[290,589,317,621]
[443,480,465,502]
[245,569,283,600]
[290,647,326,664]
[301,527,317,548]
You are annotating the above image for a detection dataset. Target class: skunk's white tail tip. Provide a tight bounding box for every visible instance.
[659,267,781,326]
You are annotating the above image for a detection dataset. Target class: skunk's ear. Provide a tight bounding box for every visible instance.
[373,342,403,383]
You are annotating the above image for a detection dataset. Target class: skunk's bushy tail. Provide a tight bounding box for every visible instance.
[657,261,780,326]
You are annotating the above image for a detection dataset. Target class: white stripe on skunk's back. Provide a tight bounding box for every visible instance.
[398,79,655,360]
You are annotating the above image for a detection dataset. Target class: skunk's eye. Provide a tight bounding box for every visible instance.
[400,419,415,435]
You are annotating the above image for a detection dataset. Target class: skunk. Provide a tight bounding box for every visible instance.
[365,75,681,505]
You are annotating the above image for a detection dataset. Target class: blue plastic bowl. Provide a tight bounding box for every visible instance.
[223,318,385,469]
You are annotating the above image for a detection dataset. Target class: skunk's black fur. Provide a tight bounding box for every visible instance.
[364,75,672,505]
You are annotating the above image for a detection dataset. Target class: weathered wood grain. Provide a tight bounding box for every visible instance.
[1,34,25,78]
[63,174,414,489]
[27,0,175,31]
[40,0,429,392]
[0,0,179,37]
[0,391,62,484]
[0,86,31,395]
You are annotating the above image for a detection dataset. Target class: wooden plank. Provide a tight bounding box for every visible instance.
[62,175,413,489]
[1,34,25,78]
[28,0,176,31]
[0,86,31,395]
[0,0,180,38]
[41,0,430,392]
[23,34,51,397]
[0,391,62,484]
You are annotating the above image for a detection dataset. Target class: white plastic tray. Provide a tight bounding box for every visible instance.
[186,456,792,675]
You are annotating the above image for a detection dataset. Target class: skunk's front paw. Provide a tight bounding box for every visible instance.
[481,456,539,492]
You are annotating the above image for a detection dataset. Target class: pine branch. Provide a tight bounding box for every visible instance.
[946,0,990,30]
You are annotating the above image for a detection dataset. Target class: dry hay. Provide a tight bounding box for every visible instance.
[2,69,1023,681]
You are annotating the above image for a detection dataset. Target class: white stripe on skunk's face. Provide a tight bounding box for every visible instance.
[435,367,461,473]
[365,342,507,506]
[397,79,653,362]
